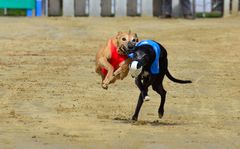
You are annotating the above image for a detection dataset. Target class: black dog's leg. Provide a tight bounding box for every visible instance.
[132,76,148,121]
[152,75,166,119]
[135,76,149,99]
[142,76,151,98]
[158,84,166,119]
[135,77,148,99]
[132,93,144,121]
[132,76,152,121]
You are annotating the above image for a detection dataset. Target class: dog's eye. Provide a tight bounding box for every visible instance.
[122,38,127,41]
[133,38,139,42]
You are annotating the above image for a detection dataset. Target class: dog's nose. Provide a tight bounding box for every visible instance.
[127,42,134,49]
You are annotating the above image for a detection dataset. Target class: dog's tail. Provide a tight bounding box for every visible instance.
[166,70,192,84]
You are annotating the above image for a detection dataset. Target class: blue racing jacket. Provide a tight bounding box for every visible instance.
[129,40,161,74]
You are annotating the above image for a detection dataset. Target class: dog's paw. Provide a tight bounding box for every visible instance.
[144,96,150,102]
[101,83,108,90]
[158,110,164,119]
[131,116,138,121]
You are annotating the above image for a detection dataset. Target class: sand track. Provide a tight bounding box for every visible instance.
[0,17,240,149]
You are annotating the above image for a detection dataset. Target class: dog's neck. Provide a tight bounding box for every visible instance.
[110,39,117,52]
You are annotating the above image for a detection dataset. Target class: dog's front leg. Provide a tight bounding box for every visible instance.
[132,76,144,121]
[132,93,144,121]
[135,76,151,101]
[98,57,114,89]
[112,66,128,80]
[113,59,132,80]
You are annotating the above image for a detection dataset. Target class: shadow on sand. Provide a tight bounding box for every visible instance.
[113,117,182,126]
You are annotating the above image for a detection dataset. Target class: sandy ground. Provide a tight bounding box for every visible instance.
[0,16,239,149]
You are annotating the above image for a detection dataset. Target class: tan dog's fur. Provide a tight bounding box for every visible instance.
[95,31,138,89]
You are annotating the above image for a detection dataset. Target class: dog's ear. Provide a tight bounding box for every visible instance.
[128,30,132,34]
[116,32,123,40]
[134,33,138,38]
[117,31,123,36]
[134,33,139,42]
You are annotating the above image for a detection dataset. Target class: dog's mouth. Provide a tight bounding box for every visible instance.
[118,45,129,55]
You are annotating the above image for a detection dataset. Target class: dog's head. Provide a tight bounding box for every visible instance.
[115,31,139,55]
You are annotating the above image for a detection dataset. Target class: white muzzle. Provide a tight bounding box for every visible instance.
[129,61,142,78]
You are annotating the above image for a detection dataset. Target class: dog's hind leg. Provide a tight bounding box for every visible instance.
[152,76,166,119]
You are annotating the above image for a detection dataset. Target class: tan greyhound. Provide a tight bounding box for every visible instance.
[95,31,139,89]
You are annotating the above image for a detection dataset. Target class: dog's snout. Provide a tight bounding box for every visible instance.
[127,42,134,49]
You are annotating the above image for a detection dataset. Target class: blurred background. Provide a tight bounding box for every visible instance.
[0,0,239,18]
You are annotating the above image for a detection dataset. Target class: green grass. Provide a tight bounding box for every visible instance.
[196,12,222,18]
[0,9,26,16]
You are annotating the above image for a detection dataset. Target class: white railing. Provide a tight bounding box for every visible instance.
[42,0,239,17]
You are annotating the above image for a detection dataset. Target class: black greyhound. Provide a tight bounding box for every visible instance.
[128,40,192,121]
